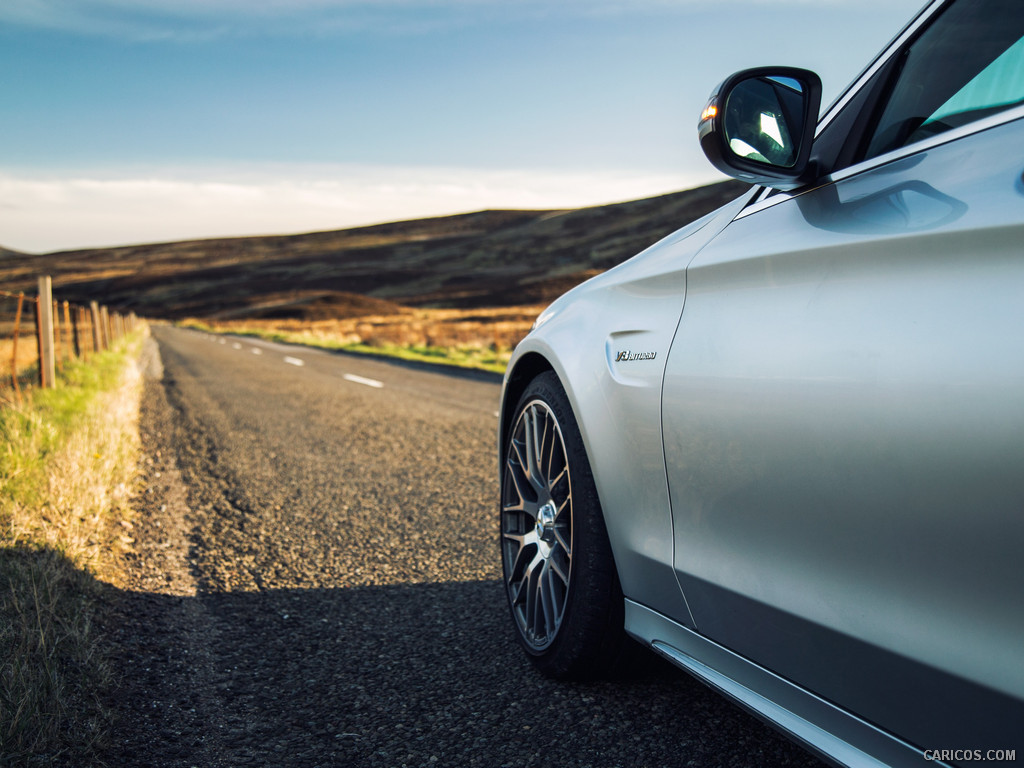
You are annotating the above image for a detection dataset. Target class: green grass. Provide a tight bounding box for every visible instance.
[328,340,510,373]
[1,332,144,765]
[180,320,512,374]
[3,351,122,502]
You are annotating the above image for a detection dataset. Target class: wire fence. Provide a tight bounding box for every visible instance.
[1,278,140,408]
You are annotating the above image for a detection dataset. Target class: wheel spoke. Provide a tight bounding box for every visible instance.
[548,553,570,589]
[509,440,539,500]
[509,568,529,607]
[502,530,537,581]
[511,435,527,472]
[539,565,556,637]
[548,464,568,496]
[523,573,535,626]
[553,527,571,558]
[503,458,531,512]
[532,407,546,478]
[523,548,545,592]
[526,560,541,635]
[523,408,539,489]
[544,426,560,490]
[554,495,570,522]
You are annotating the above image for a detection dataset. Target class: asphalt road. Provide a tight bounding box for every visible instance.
[103,324,825,768]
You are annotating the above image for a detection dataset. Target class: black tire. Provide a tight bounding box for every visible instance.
[500,371,627,680]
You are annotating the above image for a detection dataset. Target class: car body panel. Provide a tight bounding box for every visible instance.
[502,192,756,624]
[661,115,1024,752]
[659,109,1024,716]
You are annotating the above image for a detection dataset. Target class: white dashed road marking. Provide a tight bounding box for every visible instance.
[232,342,242,349]
[251,348,263,355]
[284,356,305,367]
[343,373,384,389]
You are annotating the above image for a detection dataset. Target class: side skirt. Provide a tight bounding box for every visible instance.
[624,600,948,768]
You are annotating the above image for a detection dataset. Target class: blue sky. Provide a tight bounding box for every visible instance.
[1,0,924,253]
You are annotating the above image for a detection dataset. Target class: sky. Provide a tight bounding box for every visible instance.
[1,0,926,254]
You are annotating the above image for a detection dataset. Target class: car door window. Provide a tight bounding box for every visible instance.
[865,0,1024,159]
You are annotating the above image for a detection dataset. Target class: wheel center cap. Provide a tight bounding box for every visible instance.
[535,501,557,543]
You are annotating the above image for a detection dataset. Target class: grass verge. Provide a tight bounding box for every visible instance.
[0,330,145,765]
[180,320,514,374]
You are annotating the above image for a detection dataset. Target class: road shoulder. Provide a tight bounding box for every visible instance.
[101,336,225,766]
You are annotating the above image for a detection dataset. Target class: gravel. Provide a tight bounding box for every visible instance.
[99,327,824,768]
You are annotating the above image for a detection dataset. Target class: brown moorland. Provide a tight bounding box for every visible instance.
[1,181,746,369]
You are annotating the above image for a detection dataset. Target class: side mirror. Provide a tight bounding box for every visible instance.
[698,67,822,191]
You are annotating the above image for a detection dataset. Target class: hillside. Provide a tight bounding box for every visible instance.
[0,246,28,260]
[0,181,746,319]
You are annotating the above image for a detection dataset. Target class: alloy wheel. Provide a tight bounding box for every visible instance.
[501,399,573,651]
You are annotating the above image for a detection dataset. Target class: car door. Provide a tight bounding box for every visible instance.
[662,0,1024,754]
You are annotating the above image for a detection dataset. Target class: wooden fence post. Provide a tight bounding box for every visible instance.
[11,292,24,403]
[62,301,74,360]
[90,301,103,351]
[52,300,63,370]
[100,306,111,349]
[37,277,55,388]
[70,304,81,359]
[80,306,92,356]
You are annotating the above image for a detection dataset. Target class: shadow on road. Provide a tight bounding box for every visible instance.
[97,577,823,768]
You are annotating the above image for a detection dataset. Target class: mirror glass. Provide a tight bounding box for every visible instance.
[723,76,806,168]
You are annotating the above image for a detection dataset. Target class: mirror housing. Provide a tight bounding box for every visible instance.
[698,67,822,191]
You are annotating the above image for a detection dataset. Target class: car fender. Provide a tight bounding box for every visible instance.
[501,187,756,623]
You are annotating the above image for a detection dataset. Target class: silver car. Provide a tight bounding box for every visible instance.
[498,0,1024,765]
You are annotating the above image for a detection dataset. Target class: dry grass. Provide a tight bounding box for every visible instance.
[0,329,145,764]
[1,349,141,580]
[187,304,546,374]
[0,332,40,404]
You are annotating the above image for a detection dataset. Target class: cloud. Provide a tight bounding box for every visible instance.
[0,0,881,40]
[1,0,627,41]
[0,164,711,253]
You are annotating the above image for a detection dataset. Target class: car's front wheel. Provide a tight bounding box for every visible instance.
[500,371,627,679]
